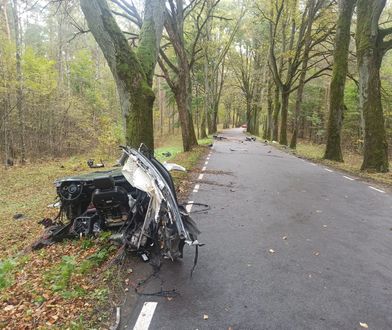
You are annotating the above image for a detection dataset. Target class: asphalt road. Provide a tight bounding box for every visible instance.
[126,128,392,330]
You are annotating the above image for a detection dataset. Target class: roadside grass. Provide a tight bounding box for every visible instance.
[276,140,392,187]
[0,136,211,328]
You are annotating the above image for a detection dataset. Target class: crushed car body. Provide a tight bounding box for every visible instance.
[33,145,201,265]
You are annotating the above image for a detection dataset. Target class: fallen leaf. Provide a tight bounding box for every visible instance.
[4,305,15,312]
[203,314,209,320]
[269,249,275,254]
[282,236,287,240]
[313,251,320,256]
[167,297,173,301]
[359,322,369,329]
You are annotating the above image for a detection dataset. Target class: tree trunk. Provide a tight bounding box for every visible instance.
[272,84,280,141]
[356,0,389,172]
[265,80,273,140]
[175,70,198,151]
[279,86,290,145]
[290,0,317,149]
[1,0,12,166]
[200,56,209,139]
[12,0,25,163]
[324,0,356,161]
[289,80,304,149]
[80,0,165,150]
[200,111,207,139]
[210,59,225,134]
[246,96,253,133]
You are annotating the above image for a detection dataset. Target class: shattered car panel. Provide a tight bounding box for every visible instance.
[33,145,200,265]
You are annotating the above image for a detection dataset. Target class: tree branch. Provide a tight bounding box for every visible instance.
[159,48,179,74]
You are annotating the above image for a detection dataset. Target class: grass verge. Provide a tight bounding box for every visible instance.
[273,140,392,188]
[0,137,211,329]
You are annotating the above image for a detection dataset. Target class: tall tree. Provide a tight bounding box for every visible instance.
[12,0,26,163]
[1,0,12,166]
[267,0,332,145]
[159,0,220,151]
[290,0,318,149]
[324,0,356,161]
[356,0,390,172]
[80,0,165,150]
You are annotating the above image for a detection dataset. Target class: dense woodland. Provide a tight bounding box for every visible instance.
[1,0,392,172]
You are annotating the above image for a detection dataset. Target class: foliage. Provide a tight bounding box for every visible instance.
[0,258,17,290]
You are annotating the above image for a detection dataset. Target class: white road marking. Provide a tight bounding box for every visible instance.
[193,184,200,193]
[198,173,204,180]
[202,166,207,171]
[343,176,355,181]
[369,186,385,193]
[324,168,333,172]
[133,302,157,330]
[186,201,194,213]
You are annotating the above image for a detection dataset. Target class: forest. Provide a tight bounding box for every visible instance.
[2,1,392,328]
[1,0,392,172]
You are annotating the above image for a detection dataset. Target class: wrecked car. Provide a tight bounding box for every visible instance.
[34,145,201,266]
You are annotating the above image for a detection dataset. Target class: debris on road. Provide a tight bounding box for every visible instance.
[282,236,288,240]
[313,251,320,256]
[269,249,275,254]
[359,322,369,329]
[213,134,226,140]
[229,148,248,152]
[245,136,256,142]
[203,314,209,320]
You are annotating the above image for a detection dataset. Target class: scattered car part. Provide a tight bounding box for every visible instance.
[33,144,201,269]
[87,159,105,168]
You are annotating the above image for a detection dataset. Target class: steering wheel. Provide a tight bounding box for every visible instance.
[59,181,83,201]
